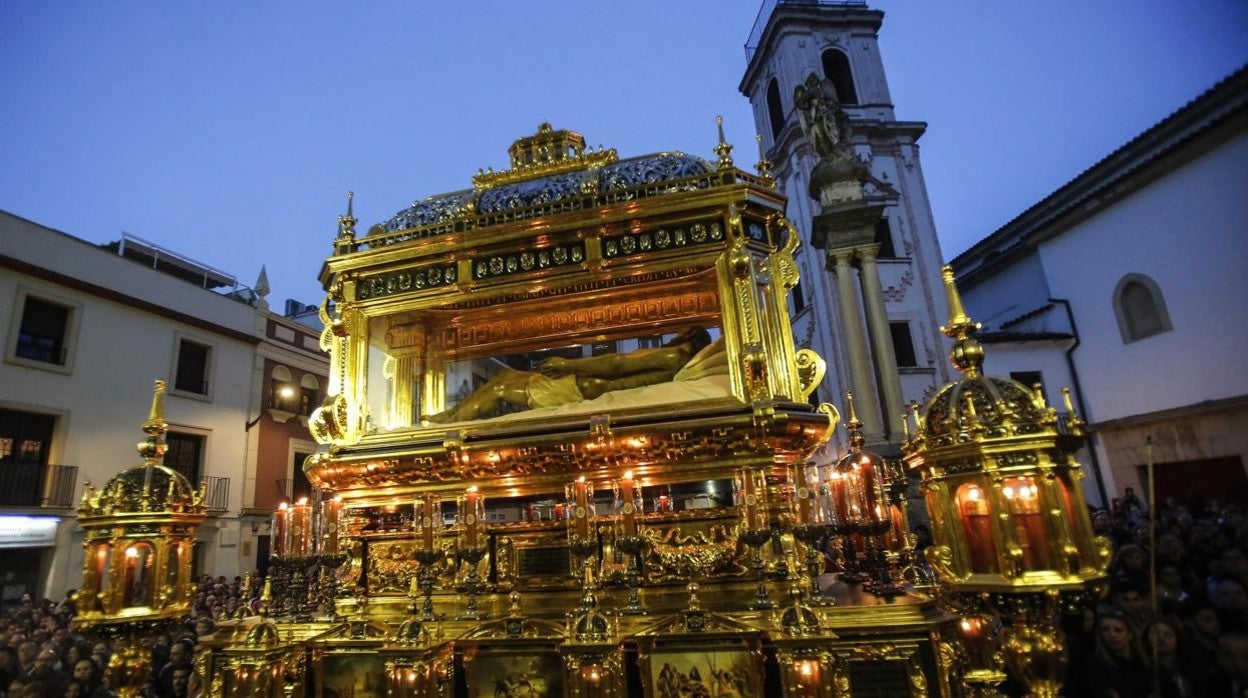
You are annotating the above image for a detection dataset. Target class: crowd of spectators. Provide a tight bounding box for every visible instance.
[5,491,1248,697]
[1060,490,1248,697]
[0,574,258,698]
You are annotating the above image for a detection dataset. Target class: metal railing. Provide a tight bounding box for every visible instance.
[0,463,78,508]
[203,475,230,513]
[745,0,868,61]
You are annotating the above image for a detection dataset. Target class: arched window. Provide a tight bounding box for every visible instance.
[1113,273,1172,343]
[821,49,858,105]
[270,364,295,410]
[766,78,785,139]
[300,374,321,416]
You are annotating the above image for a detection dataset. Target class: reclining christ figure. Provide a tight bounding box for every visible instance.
[426,327,726,423]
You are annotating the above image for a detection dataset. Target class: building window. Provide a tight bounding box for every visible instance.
[1113,273,1172,343]
[173,338,212,396]
[874,217,897,258]
[0,409,56,507]
[821,49,858,104]
[300,374,320,416]
[890,321,918,368]
[791,279,807,316]
[1010,371,1044,393]
[15,297,69,364]
[766,78,785,139]
[165,431,204,485]
[291,451,313,502]
[269,365,295,411]
[6,288,80,373]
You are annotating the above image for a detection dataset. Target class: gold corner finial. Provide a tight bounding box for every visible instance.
[940,265,976,333]
[337,191,358,241]
[138,379,169,508]
[714,115,734,170]
[754,134,775,185]
[938,265,985,378]
[144,380,166,433]
[843,390,865,449]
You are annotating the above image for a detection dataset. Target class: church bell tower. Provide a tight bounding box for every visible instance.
[741,1,952,450]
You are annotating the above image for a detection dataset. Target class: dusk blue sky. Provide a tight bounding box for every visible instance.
[2,1,1245,306]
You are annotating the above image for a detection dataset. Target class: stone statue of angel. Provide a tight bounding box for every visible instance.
[793,73,849,159]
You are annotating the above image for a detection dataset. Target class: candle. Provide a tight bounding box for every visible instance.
[829,471,850,525]
[737,469,767,530]
[960,485,998,573]
[414,494,440,551]
[461,486,481,548]
[271,503,288,557]
[569,477,592,539]
[618,471,638,536]
[290,497,313,556]
[790,465,814,525]
[319,497,343,555]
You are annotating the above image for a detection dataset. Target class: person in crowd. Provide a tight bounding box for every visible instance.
[6,677,42,698]
[154,637,194,697]
[24,648,69,697]
[1140,618,1195,697]
[1157,561,1190,604]
[171,664,194,698]
[0,645,19,693]
[1179,600,1225,694]
[71,657,111,698]
[14,640,37,675]
[1210,633,1248,697]
[1084,610,1151,697]
[1214,578,1248,633]
[1108,580,1151,631]
[1111,543,1150,588]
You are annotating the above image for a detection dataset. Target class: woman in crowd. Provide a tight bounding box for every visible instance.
[1140,618,1195,697]
[1085,610,1151,697]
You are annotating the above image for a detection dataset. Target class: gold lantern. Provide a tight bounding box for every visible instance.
[903,267,1110,697]
[75,380,207,697]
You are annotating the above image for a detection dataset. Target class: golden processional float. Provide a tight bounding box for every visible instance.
[182,92,1106,697]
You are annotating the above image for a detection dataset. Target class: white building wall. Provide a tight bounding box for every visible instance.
[1037,130,1248,424]
[960,253,1052,329]
[0,212,257,596]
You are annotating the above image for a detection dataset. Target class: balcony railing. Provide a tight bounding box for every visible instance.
[0,463,78,508]
[745,0,868,61]
[1055,412,1084,437]
[203,475,230,513]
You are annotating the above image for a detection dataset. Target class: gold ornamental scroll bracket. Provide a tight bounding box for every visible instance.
[794,349,826,402]
[309,393,350,445]
[815,402,841,446]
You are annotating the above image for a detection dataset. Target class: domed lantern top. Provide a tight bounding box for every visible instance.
[902,267,1109,591]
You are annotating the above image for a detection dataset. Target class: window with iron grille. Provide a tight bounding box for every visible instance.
[164,431,203,484]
